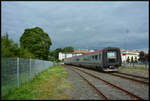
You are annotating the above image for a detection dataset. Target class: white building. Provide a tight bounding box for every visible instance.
[59,49,93,61]
[89,50,95,52]
[59,52,82,61]
[121,49,140,63]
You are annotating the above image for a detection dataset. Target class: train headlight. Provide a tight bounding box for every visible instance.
[109,66,113,68]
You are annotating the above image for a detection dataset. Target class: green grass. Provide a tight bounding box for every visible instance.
[2,72,31,96]
[120,65,149,71]
[2,65,73,100]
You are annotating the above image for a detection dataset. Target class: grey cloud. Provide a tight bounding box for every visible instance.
[2,1,149,50]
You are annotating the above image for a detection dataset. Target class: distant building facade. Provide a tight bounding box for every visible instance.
[120,49,140,63]
[143,50,149,54]
[59,49,93,61]
[74,49,89,54]
[59,52,82,61]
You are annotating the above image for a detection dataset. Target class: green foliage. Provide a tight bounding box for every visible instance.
[19,48,35,59]
[1,32,35,58]
[49,48,63,62]
[138,51,149,62]
[131,56,134,63]
[1,33,19,58]
[2,65,72,100]
[48,46,74,62]
[20,27,52,60]
[134,56,138,63]
[139,51,145,62]
[145,53,149,61]
[62,46,74,53]
[126,56,130,63]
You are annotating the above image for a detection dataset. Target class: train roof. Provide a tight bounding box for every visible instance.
[65,49,103,60]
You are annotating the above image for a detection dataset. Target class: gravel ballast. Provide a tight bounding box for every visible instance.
[72,66,149,100]
[63,66,101,100]
[118,68,149,78]
[63,65,149,100]
[73,68,133,100]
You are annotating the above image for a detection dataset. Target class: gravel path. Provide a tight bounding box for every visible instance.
[62,65,149,100]
[112,72,149,83]
[63,66,101,100]
[72,68,133,100]
[72,66,149,100]
[118,68,149,78]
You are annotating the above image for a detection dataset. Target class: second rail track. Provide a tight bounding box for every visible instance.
[66,65,144,100]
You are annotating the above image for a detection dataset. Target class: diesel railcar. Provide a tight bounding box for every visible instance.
[64,47,122,72]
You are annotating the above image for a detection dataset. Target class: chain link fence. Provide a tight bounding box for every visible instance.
[1,57,54,96]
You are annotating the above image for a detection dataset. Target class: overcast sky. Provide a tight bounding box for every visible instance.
[2,1,149,50]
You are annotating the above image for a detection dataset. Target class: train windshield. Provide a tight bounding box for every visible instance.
[107,51,116,59]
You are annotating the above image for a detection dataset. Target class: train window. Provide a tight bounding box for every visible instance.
[107,51,116,59]
[99,54,101,61]
[89,56,92,61]
[95,55,98,61]
[76,58,80,61]
[85,57,87,60]
[92,56,95,60]
[65,54,67,58]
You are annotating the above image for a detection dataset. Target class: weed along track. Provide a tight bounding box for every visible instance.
[68,66,144,100]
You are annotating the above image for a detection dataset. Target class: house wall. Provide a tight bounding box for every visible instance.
[59,52,82,60]
[121,51,139,63]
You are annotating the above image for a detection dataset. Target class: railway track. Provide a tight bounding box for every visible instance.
[106,72,149,86]
[116,72,149,80]
[68,65,144,100]
[65,65,149,86]
[69,67,109,100]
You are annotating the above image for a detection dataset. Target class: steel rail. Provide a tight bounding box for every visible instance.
[69,67,109,100]
[107,73,149,86]
[72,66,144,100]
[64,64,149,85]
[116,72,149,80]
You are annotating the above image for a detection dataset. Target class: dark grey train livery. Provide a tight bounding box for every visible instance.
[64,47,122,72]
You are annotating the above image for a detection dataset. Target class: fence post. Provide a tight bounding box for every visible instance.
[30,58,32,79]
[17,58,20,88]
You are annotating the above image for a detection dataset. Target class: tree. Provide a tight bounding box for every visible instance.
[20,27,52,60]
[48,46,74,62]
[49,48,63,62]
[131,56,134,63]
[144,53,149,62]
[63,46,74,53]
[126,56,130,63]
[138,51,145,62]
[134,56,138,63]
[19,48,35,59]
[146,53,149,61]
[1,33,20,57]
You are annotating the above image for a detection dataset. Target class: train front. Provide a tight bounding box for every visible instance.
[102,47,122,72]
